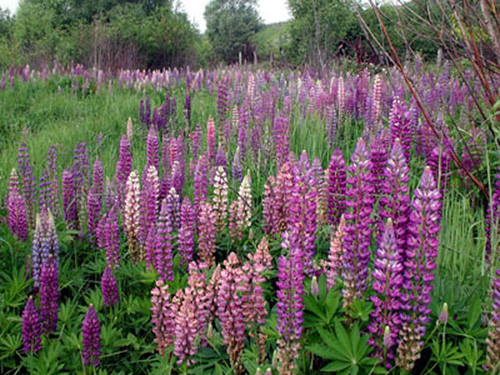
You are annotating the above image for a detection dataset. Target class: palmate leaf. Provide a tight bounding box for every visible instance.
[321,360,351,372]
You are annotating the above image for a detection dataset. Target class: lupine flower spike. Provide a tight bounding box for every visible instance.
[82,304,101,367]
[22,297,42,354]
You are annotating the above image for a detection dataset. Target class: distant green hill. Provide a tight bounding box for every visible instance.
[254,22,290,61]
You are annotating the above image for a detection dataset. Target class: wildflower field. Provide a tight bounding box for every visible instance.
[0,62,499,375]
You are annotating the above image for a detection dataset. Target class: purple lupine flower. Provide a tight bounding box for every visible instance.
[274,114,290,171]
[216,253,246,372]
[32,209,59,288]
[145,225,157,271]
[155,199,174,281]
[486,264,500,370]
[276,227,305,374]
[101,267,119,307]
[324,215,346,289]
[7,169,27,241]
[326,104,337,147]
[146,127,159,170]
[216,146,227,171]
[62,168,77,229]
[87,186,102,242]
[116,135,132,207]
[22,297,42,354]
[179,197,195,265]
[190,124,202,161]
[486,166,500,261]
[370,134,389,197]
[173,287,198,365]
[193,155,208,218]
[18,141,36,228]
[341,138,375,310]
[232,147,243,182]
[140,165,159,244]
[368,219,403,367]
[40,254,59,334]
[379,139,411,260]
[238,104,249,160]
[72,142,91,218]
[151,280,176,355]
[171,160,185,196]
[82,305,101,367]
[166,187,181,229]
[327,149,346,226]
[389,98,413,162]
[396,167,441,371]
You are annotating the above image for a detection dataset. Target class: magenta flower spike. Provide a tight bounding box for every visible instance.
[87,186,101,242]
[93,158,104,196]
[379,139,411,260]
[17,141,36,228]
[139,165,159,245]
[22,297,42,354]
[40,254,59,334]
[115,135,132,207]
[389,97,413,162]
[146,126,159,170]
[370,134,388,197]
[207,116,217,164]
[7,168,27,241]
[101,267,119,307]
[151,280,176,355]
[341,138,375,310]
[274,114,290,171]
[82,304,101,367]
[486,166,500,262]
[178,197,195,265]
[368,219,403,367]
[327,149,347,226]
[396,167,442,371]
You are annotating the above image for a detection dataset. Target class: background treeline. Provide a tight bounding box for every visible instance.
[0,0,441,71]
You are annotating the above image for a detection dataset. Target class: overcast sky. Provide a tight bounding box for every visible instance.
[0,0,291,32]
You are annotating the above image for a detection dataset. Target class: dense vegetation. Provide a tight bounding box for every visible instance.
[0,60,499,374]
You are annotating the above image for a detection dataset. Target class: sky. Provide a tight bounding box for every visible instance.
[0,0,291,32]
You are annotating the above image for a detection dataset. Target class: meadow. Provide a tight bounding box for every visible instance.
[0,62,498,375]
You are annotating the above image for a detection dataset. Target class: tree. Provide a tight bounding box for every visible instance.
[204,0,261,64]
[286,0,356,69]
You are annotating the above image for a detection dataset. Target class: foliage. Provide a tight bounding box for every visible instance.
[204,0,261,63]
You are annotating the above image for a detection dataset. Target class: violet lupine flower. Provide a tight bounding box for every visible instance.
[190,124,202,161]
[7,169,27,241]
[82,305,101,367]
[145,225,157,271]
[207,116,217,164]
[486,166,500,262]
[327,149,347,227]
[178,197,195,265]
[101,267,119,307]
[155,199,174,281]
[379,139,411,260]
[396,167,441,371]
[116,135,132,206]
[139,165,159,244]
[486,265,500,370]
[165,187,181,229]
[146,127,159,170]
[368,219,403,368]
[62,168,77,230]
[193,155,208,218]
[274,114,290,171]
[173,287,199,365]
[232,147,243,182]
[216,253,246,373]
[238,104,249,160]
[216,146,227,171]
[324,215,346,289]
[87,186,102,242]
[40,254,59,334]
[341,138,375,310]
[124,171,141,261]
[18,141,36,228]
[151,280,176,355]
[32,209,59,288]
[389,97,413,162]
[171,160,185,196]
[38,169,51,211]
[370,135,388,197]
[198,202,216,268]
[276,227,305,375]
[22,296,42,354]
